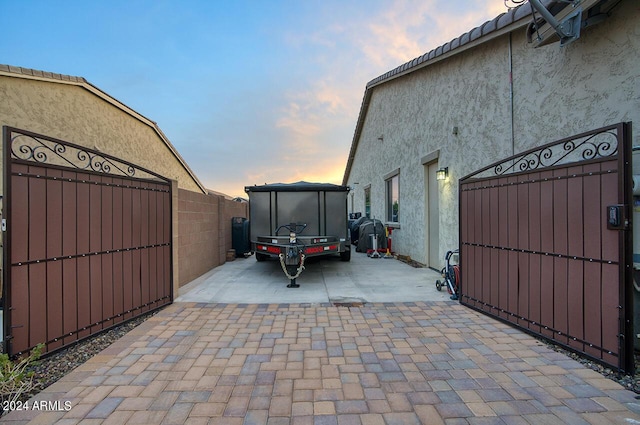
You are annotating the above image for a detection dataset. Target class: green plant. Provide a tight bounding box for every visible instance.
[0,344,44,409]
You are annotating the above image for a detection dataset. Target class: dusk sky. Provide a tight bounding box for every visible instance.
[2,0,509,198]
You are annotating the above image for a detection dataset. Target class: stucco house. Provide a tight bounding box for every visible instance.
[342,0,638,372]
[342,0,638,269]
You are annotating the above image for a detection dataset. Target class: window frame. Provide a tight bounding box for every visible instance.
[364,184,371,219]
[384,169,400,224]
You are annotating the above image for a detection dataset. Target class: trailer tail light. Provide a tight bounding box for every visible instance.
[305,245,338,255]
[257,245,281,255]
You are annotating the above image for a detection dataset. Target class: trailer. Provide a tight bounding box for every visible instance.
[245,181,351,287]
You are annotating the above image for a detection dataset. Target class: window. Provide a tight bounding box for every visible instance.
[386,173,399,223]
[364,186,371,218]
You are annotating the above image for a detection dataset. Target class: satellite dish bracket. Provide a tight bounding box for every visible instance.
[529,0,583,46]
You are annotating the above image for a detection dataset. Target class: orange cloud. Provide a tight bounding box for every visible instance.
[232,1,510,198]
[358,0,509,68]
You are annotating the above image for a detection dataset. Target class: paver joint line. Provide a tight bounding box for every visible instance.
[1,301,639,425]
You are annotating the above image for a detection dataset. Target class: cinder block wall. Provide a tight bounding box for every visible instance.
[177,189,248,287]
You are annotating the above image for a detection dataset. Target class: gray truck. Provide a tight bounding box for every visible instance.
[244,182,351,287]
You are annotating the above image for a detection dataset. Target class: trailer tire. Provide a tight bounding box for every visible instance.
[340,248,351,262]
[256,252,268,262]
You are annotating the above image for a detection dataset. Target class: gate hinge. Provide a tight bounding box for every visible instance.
[1,219,5,232]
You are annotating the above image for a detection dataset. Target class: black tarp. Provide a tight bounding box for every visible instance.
[356,219,387,253]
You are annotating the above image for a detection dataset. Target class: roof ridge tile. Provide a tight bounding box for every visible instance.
[364,1,540,88]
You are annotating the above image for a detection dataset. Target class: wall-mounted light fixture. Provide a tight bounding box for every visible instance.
[436,167,448,181]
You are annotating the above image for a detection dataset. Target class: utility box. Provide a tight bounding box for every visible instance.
[231,217,251,257]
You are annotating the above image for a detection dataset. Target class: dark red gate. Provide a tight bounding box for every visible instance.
[3,127,173,356]
[459,123,634,373]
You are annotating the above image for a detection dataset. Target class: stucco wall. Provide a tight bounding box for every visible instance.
[0,72,250,294]
[0,75,202,194]
[510,2,640,153]
[346,0,639,267]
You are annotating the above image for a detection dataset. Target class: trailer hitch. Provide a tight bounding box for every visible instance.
[276,222,308,288]
[279,253,306,287]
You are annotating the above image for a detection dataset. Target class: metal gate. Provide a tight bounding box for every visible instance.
[459,122,634,373]
[3,127,173,356]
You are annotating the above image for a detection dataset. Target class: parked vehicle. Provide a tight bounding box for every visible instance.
[244,182,351,287]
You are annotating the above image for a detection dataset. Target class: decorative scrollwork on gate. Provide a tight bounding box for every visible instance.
[9,130,159,180]
[472,127,619,180]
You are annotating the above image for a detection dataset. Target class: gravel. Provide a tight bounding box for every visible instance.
[17,308,640,402]
[23,310,158,398]
[544,342,640,395]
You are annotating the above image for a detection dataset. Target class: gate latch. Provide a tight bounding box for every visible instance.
[607,205,628,230]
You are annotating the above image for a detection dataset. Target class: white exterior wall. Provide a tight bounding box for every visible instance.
[346,0,640,266]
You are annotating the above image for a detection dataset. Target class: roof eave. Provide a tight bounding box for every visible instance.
[0,65,208,194]
[342,4,539,186]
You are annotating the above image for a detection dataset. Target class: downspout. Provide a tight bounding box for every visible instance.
[509,33,515,157]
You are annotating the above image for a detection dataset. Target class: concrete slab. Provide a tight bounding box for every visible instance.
[176,251,454,304]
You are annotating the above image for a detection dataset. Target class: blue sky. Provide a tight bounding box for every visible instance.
[1,0,508,198]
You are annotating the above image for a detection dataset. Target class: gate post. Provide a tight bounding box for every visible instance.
[620,122,634,373]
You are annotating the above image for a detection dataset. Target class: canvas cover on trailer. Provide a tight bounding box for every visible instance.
[245,181,350,256]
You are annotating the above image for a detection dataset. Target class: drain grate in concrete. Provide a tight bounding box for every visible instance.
[330,297,366,308]
[332,302,365,308]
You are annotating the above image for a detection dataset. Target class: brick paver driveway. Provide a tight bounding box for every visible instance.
[2,302,639,424]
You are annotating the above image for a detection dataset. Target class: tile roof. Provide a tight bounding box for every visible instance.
[342,0,566,185]
[366,1,536,89]
[0,64,88,83]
